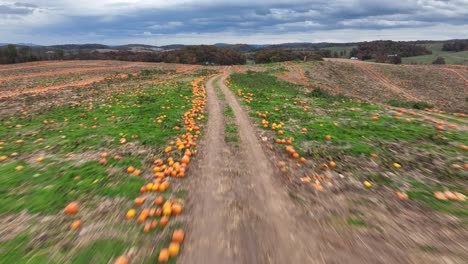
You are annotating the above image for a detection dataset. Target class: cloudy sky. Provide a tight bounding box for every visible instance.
[1,0,467,45]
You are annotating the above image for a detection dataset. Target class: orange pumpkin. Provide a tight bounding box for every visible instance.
[160,216,169,227]
[64,202,79,215]
[154,196,164,206]
[172,229,184,242]
[114,256,129,264]
[168,242,180,257]
[70,220,81,230]
[172,203,182,215]
[181,155,190,164]
[158,249,169,262]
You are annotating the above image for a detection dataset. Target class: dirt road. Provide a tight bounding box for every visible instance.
[179,74,317,263]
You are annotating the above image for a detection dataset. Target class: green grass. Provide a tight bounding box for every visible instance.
[0,159,145,214]
[402,50,468,64]
[0,81,198,215]
[224,105,234,117]
[225,124,239,144]
[407,182,468,217]
[228,71,466,158]
[402,43,468,65]
[228,70,467,218]
[0,232,53,264]
[72,239,127,264]
[346,217,367,226]
[0,82,193,156]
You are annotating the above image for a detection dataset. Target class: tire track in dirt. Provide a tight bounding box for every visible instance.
[443,68,468,84]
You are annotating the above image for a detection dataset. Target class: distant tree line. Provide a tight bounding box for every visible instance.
[254,49,323,63]
[0,44,64,64]
[66,45,246,65]
[442,40,468,52]
[349,41,431,63]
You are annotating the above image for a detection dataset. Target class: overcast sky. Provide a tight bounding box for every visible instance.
[1,0,467,45]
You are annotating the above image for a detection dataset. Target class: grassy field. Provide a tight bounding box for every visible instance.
[0,63,211,263]
[228,71,467,216]
[403,42,468,64]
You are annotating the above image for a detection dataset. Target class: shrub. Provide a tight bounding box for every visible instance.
[432,57,446,64]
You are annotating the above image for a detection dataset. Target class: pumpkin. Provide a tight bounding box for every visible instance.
[127,166,135,173]
[168,242,180,257]
[134,196,146,206]
[395,192,408,200]
[114,256,128,264]
[181,155,190,164]
[163,206,172,216]
[126,209,136,219]
[363,181,372,188]
[156,208,163,217]
[64,202,79,215]
[144,223,151,233]
[172,204,182,215]
[154,196,164,206]
[433,191,447,200]
[137,209,150,223]
[172,229,184,242]
[158,249,169,262]
[160,216,169,227]
[70,220,81,230]
[159,181,170,192]
[328,161,336,168]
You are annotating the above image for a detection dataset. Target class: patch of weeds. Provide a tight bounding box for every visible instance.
[306,87,349,101]
[387,99,433,110]
[224,124,239,144]
[212,76,225,100]
[417,244,439,253]
[173,189,189,199]
[224,105,234,117]
[346,217,367,226]
[140,69,174,76]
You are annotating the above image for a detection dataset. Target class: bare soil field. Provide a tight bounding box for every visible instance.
[276,59,467,113]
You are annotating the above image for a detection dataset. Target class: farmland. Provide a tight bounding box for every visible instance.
[0,60,467,263]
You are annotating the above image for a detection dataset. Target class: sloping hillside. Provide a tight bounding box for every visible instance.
[278,59,467,112]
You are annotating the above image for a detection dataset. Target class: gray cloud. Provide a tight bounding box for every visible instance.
[0,4,33,14]
[0,0,467,44]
